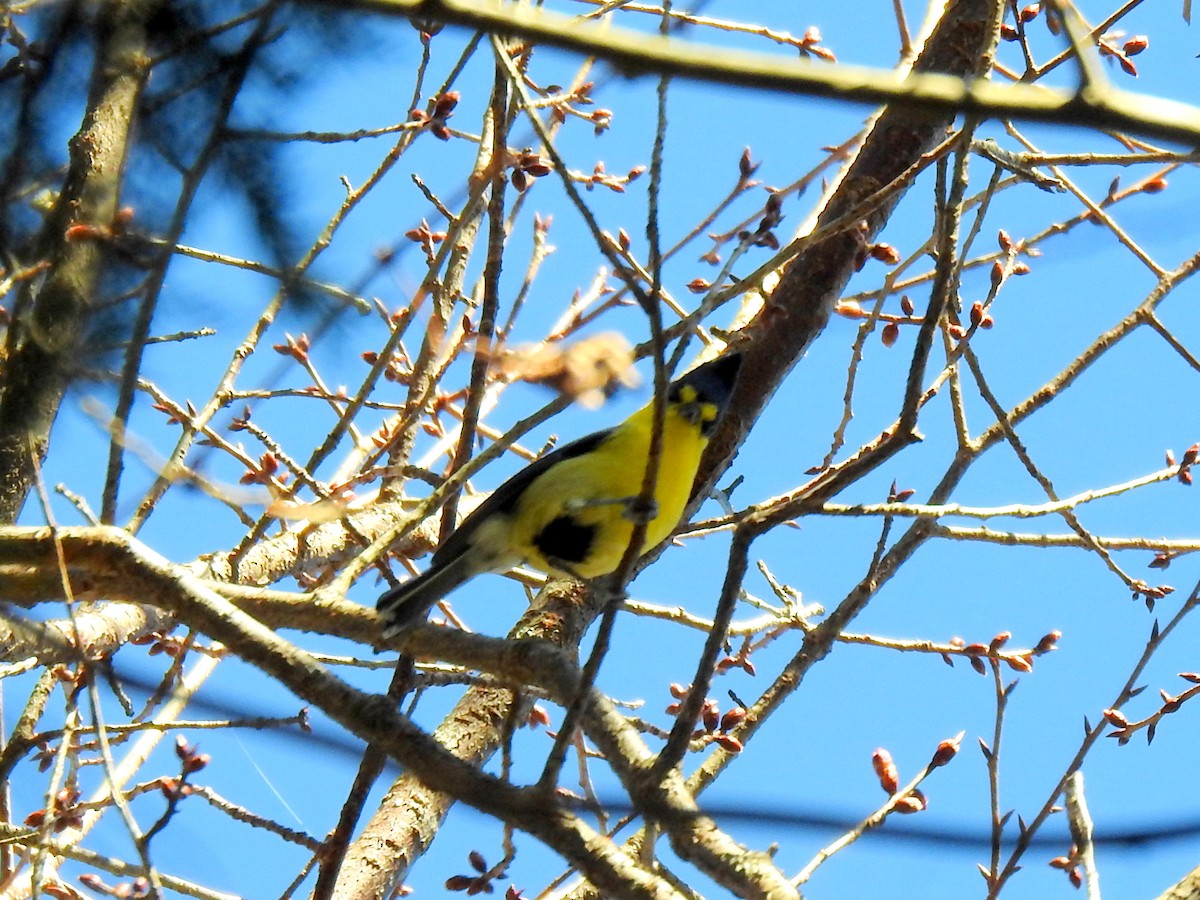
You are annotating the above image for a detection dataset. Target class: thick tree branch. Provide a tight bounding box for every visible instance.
[317,0,1200,146]
[0,525,692,900]
[0,0,155,523]
[0,524,796,898]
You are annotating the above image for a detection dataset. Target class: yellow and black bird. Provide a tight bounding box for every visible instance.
[377,351,743,637]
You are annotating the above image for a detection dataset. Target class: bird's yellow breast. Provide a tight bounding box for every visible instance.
[509,401,710,578]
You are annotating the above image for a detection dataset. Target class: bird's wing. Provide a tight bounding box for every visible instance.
[429,426,616,565]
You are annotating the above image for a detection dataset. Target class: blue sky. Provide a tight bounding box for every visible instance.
[11,0,1200,897]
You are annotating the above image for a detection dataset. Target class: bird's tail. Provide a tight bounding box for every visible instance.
[376,560,472,639]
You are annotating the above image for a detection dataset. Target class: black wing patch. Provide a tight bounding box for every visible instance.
[430,427,614,565]
[533,514,597,567]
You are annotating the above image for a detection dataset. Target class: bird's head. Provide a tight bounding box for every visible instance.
[668,352,743,436]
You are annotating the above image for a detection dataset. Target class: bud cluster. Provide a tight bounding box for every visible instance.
[666,684,747,753]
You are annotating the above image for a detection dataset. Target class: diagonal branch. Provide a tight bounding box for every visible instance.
[313,0,1200,145]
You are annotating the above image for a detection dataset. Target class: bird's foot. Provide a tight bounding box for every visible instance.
[621,495,657,524]
[565,495,657,523]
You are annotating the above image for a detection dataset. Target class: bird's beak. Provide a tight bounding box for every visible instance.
[679,400,714,427]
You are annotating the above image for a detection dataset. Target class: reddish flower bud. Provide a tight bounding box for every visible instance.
[1123,35,1148,56]
[522,157,553,178]
[893,790,927,814]
[1006,654,1034,673]
[183,753,210,774]
[930,733,962,768]
[714,734,744,753]
[720,707,747,731]
[739,147,758,179]
[869,243,901,264]
[1034,630,1061,654]
[872,748,900,794]
[1103,708,1129,727]
[64,223,106,242]
[432,90,460,118]
[112,206,135,230]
